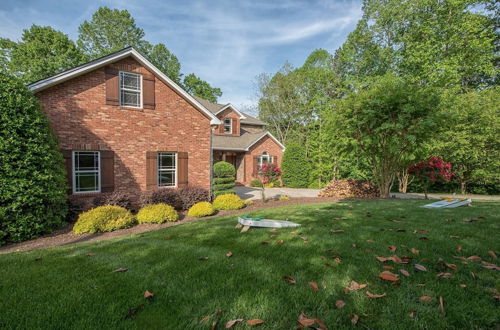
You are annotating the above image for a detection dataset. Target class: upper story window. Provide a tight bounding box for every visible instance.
[73,151,100,193]
[119,71,142,108]
[223,118,232,133]
[158,152,177,187]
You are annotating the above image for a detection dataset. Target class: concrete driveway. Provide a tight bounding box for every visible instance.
[235,186,320,200]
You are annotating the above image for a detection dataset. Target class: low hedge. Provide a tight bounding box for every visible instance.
[213,177,234,184]
[188,202,215,218]
[136,203,178,224]
[250,180,263,187]
[213,190,236,198]
[73,205,136,234]
[213,194,245,210]
[212,183,235,191]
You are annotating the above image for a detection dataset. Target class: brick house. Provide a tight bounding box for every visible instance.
[28,47,284,199]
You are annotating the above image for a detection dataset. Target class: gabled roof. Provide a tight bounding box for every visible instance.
[28,47,221,125]
[213,131,285,151]
[193,96,267,126]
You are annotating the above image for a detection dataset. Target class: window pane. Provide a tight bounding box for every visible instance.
[159,153,175,169]
[158,171,175,187]
[75,152,98,170]
[121,73,140,90]
[121,90,140,107]
[75,172,99,192]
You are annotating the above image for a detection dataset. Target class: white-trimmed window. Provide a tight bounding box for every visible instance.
[73,151,100,193]
[258,152,273,166]
[223,118,232,133]
[158,152,177,187]
[119,71,142,107]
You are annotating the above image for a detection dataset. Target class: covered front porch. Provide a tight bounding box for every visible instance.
[213,150,247,184]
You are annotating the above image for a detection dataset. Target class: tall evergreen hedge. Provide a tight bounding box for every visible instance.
[0,73,68,245]
[282,143,310,188]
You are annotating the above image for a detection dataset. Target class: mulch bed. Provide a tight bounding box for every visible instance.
[0,197,341,254]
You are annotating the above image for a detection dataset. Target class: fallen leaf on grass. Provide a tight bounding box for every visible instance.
[276,239,284,244]
[414,264,427,272]
[410,248,420,255]
[298,312,316,327]
[283,275,296,284]
[86,253,95,257]
[246,319,264,326]
[383,265,394,270]
[459,284,467,288]
[419,296,432,302]
[366,291,386,298]
[225,319,243,328]
[366,239,375,243]
[325,263,332,268]
[269,234,277,238]
[198,257,209,261]
[113,267,128,272]
[488,251,497,259]
[144,290,154,299]
[330,229,345,233]
[408,310,416,318]
[164,236,173,240]
[226,252,233,257]
[467,255,482,261]
[449,235,460,239]
[378,271,399,282]
[291,231,299,235]
[445,263,458,270]
[482,264,500,271]
[351,314,359,325]
[334,257,341,263]
[456,245,462,252]
[439,296,445,313]
[123,304,144,319]
[345,281,368,292]
[388,245,397,252]
[400,269,410,277]
[493,295,500,300]
[335,300,346,309]
[437,272,453,278]
[211,321,217,330]
[308,282,319,291]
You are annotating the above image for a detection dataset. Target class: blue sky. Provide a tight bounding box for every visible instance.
[0,0,362,110]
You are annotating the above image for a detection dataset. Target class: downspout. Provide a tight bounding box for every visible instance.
[209,125,216,200]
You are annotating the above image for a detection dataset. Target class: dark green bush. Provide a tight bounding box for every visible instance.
[0,73,68,245]
[213,177,234,184]
[213,161,236,177]
[282,143,310,188]
[212,161,236,198]
[250,180,263,187]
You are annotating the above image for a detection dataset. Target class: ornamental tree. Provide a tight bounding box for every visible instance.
[408,157,453,199]
[255,165,282,202]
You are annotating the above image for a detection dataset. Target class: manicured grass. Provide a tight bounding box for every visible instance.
[0,200,499,329]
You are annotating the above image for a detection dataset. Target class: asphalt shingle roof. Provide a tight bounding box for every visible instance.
[212,131,268,150]
[193,96,267,126]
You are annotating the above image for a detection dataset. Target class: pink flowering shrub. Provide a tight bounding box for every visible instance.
[408,157,453,198]
[255,164,282,185]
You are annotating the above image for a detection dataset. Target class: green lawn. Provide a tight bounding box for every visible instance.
[0,200,499,329]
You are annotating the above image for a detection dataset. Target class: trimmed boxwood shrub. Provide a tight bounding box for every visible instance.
[250,180,263,187]
[282,143,310,188]
[188,202,215,217]
[140,189,182,209]
[213,194,245,210]
[0,73,68,245]
[178,186,210,210]
[212,161,236,198]
[136,203,178,223]
[73,205,135,234]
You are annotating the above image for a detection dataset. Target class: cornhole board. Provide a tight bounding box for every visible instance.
[423,199,472,209]
[237,217,301,228]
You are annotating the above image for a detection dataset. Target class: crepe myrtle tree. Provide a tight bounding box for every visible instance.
[254,164,282,202]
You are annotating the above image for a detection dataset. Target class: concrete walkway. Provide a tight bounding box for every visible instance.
[235,186,321,200]
[235,186,500,201]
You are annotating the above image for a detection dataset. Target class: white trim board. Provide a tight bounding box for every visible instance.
[28,47,221,125]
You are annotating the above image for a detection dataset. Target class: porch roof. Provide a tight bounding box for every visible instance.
[212,131,268,151]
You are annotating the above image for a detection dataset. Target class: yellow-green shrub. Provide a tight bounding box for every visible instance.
[279,195,290,201]
[213,194,245,210]
[244,199,254,206]
[136,203,178,224]
[73,205,135,234]
[187,202,215,217]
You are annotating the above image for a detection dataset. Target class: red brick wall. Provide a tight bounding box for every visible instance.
[243,135,283,184]
[214,108,240,136]
[36,57,212,197]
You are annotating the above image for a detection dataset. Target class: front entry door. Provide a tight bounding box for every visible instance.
[225,155,237,169]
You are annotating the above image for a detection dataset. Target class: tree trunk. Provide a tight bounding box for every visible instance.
[460,180,467,195]
[397,169,411,193]
[261,186,266,203]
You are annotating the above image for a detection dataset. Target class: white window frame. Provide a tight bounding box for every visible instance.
[258,152,273,166]
[223,118,232,134]
[157,152,177,188]
[72,151,101,194]
[119,71,143,108]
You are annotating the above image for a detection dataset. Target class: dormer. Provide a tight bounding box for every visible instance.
[214,104,246,136]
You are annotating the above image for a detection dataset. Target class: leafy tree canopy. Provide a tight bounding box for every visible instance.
[183,73,222,102]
